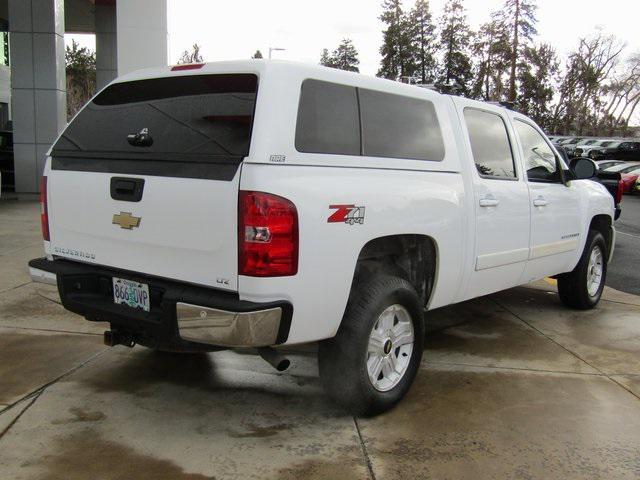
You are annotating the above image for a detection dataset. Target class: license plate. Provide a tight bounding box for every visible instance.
[113,277,150,312]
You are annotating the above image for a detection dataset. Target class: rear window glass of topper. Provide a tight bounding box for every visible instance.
[295,79,445,161]
[51,74,258,161]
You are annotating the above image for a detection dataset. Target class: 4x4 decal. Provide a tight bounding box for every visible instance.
[328,205,366,225]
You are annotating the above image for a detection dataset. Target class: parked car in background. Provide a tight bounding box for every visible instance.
[603,162,640,173]
[557,137,585,149]
[565,138,599,157]
[618,166,640,194]
[634,176,640,194]
[592,141,640,161]
[576,140,618,158]
[596,160,625,171]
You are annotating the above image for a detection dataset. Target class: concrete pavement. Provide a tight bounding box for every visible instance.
[1,199,640,479]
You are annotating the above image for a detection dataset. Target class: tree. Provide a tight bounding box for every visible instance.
[177,43,204,64]
[320,40,361,72]
[599,52,640,135]
[437,0,473,95]
[252,50,263,59]
[331,39,360,72]
[471,14,511,100]
[517,44,559,129]
[320,48,333,67]
[65,39,96,119]
[550,32,625,135]
[378,0,414,79]
[501,0,538,101]
[408,0,437,84]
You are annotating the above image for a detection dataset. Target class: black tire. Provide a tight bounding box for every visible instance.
[557,230,607,310]
[318,275,425,416]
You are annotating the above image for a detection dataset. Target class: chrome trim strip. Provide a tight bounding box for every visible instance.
[529,238,579,260]
[29,267,57,286]
[475,247,529,271]
[176,302,282,347]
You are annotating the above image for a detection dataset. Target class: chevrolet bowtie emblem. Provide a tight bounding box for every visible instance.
[112,212,141,230]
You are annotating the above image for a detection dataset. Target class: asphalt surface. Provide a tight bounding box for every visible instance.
[609,194,640,295]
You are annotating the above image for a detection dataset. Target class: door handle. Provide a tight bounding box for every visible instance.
[533,196,549,207]
[479,196,499,207]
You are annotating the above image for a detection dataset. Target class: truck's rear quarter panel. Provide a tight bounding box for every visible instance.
[239,164,466,344]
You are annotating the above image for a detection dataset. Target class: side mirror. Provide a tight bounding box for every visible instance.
[570,158,597,180]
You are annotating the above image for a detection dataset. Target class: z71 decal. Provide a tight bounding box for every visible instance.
[328,204,366,225]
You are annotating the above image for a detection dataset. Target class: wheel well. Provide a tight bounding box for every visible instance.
[353,235,437,308]
[589,215,613,255]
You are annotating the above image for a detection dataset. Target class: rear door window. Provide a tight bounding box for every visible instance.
[463,108,516,179]
[52,74,258,160]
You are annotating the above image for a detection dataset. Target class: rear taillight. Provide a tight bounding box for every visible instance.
[616,178,624,204]
[40,176,50,241]
[239,191,298,277]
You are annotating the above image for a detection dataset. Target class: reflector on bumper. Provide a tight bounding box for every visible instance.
[176,303,282,347]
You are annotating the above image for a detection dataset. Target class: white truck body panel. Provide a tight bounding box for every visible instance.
[46,169,240,291]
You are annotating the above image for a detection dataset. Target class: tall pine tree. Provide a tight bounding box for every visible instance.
[320,48,333,67]
[502,0,538,101]
[408,0,437,84]
[471,14,511,100]
[437,0,473,95]
[517,43,558,129]
[378,0,414,79]
[331,39,360,72]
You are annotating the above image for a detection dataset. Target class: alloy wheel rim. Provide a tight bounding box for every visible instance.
[587,244,604,297]
[366,304,415,392]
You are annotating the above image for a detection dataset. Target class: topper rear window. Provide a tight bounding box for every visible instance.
[51,74,258,161]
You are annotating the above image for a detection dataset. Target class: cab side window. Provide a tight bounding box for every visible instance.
[463,108,516,179]
[514,120,560,183]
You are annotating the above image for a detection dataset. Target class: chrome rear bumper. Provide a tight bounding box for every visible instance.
[176,303,283,347]
[29,266,57,285]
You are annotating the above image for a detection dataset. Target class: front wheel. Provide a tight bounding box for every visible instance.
[318,275,425,416]
[557,230,607,309]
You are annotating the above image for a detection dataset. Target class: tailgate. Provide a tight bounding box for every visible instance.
[46,73,259,291]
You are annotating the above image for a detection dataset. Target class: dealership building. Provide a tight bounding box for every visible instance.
[0,0,170,193]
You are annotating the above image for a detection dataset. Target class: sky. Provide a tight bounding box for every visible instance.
[164,0,639,75]
[67,0,640,76]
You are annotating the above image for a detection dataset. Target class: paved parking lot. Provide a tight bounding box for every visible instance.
[1,198,640,479]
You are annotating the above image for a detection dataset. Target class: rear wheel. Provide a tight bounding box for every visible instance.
[557,230,607,309]
[318,275,425,416]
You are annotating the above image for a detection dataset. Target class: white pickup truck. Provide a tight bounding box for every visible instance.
[29,61,615,416]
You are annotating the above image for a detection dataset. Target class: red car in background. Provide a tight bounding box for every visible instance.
[621,167,640,194]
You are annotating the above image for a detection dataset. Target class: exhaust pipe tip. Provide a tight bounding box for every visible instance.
[104,330,135,348]
[257,347,290,372]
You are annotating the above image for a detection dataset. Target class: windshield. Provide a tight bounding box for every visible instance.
[52,74,258,160]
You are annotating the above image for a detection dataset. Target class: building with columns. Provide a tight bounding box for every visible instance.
[0,0,170,193]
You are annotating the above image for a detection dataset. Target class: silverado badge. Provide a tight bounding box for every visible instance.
[112,212,141,230]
